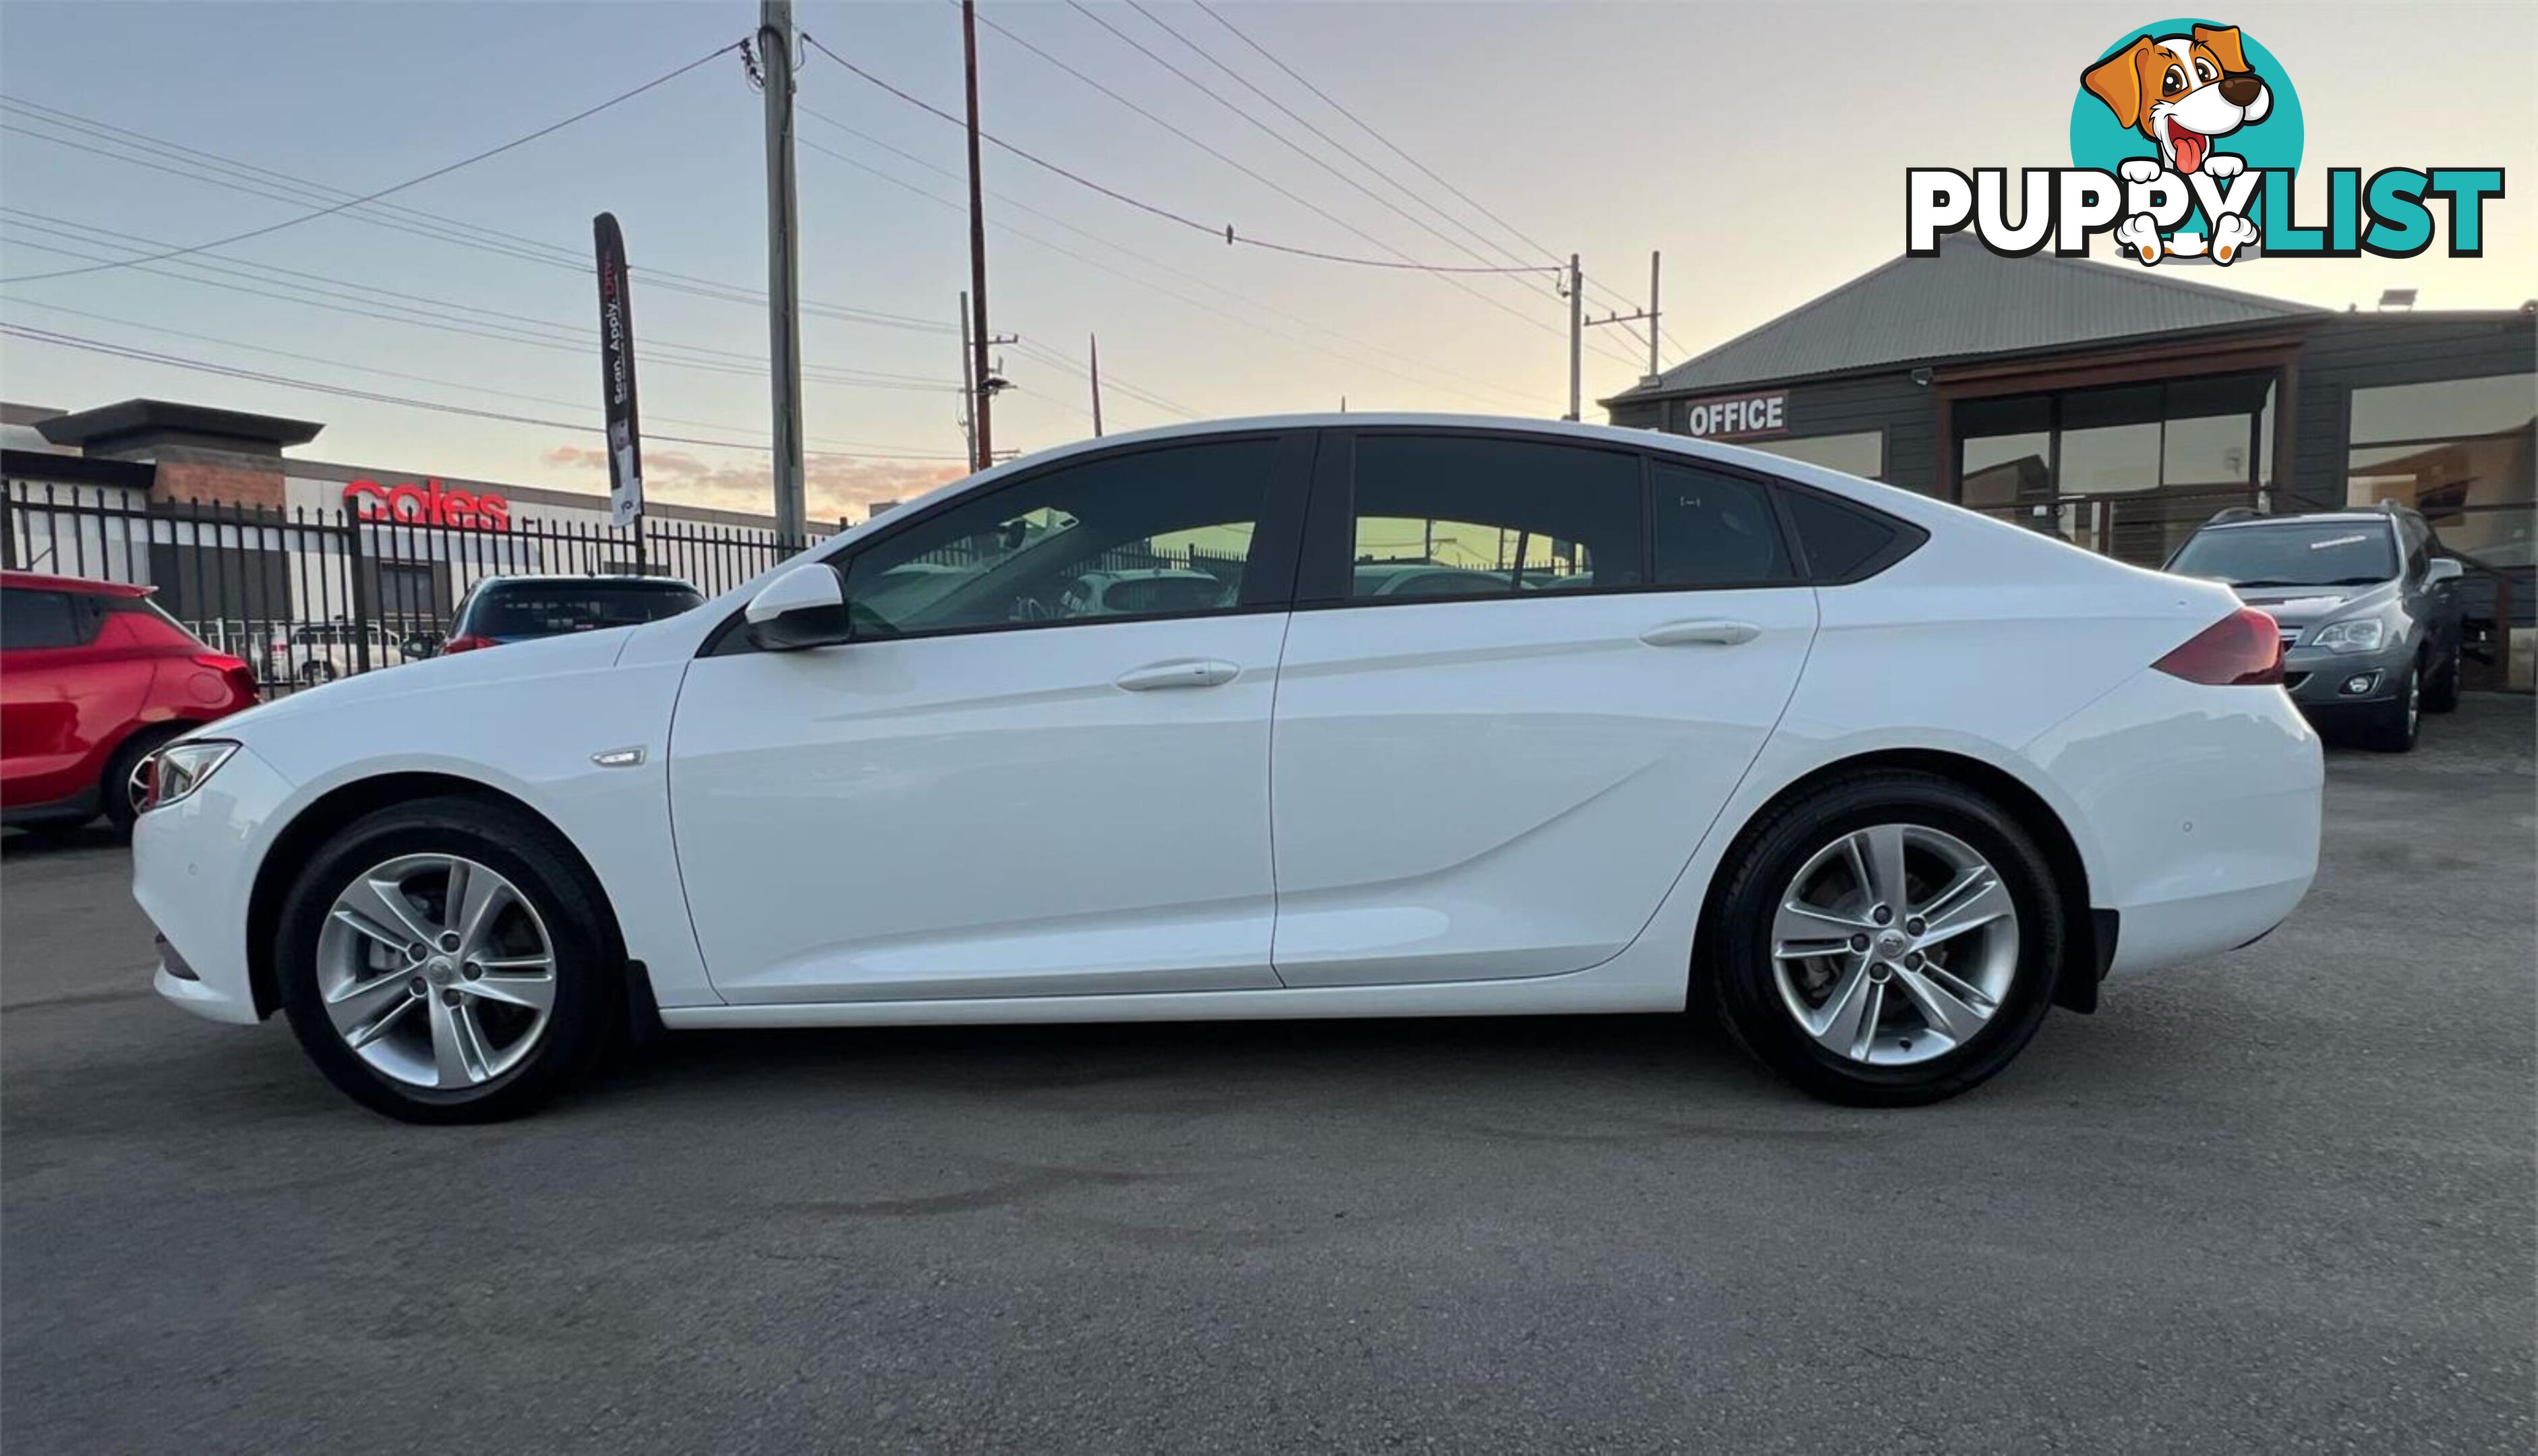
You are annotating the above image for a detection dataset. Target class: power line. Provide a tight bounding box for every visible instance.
[1176,1,1645,317]
[794,129,1545,414]
[0,323,970,461]
[0,98,951,334]
[0,41,746,284]
[1051,1,1635,367]
[793,109,1538,411]
[0,211,959,392]
[797,32,1549,278]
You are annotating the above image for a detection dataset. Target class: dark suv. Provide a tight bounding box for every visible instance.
[2166,503,2466,752]
[433,575,705,655]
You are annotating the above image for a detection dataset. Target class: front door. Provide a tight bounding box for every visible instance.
[1269,432,1819,987]
[668,432,1312,1005]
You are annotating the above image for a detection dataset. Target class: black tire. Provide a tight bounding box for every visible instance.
[2358,661,2421,752]
[2421,643,2462,714]
[1705,770,2065,1107]
[100,724,186,835]
[275,795,620,1123]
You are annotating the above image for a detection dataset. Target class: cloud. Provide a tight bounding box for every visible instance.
[540,442,962,522]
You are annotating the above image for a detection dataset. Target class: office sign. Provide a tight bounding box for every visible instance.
[1683,392,1789,441]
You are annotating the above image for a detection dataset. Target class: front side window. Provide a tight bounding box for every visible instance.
[841,438,1284,636]
[1345,435,1642,600]
[1,589,88,650]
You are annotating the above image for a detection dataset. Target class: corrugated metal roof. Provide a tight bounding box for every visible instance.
[1612,235,2325,401]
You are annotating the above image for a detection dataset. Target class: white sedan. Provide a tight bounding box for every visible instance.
[134,416,2322,1121]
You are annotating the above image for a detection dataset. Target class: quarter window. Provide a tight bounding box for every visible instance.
[1781,490,1907,580]
[1346,435,1642,599]
[1651,464,1793,586]
[840,438,1286,636]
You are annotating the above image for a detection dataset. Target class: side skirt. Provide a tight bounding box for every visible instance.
[660,975,1675,1031]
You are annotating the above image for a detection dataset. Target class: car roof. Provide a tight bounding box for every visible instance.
[473,574,702,590]
[0,569,151,597]
[2201,512,2402,532]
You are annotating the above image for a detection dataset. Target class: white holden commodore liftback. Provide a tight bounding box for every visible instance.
[135,416,2322,1121]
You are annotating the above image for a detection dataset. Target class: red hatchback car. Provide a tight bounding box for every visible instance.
[1,570,259,833]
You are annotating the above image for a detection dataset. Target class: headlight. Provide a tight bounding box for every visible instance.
[2307,619,2386,655]
[147,739,239,812]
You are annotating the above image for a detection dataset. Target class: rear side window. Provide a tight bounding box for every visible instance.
[1651,463,1793,587]
[1781,490,1914,582]
[467,583,704,637]
[1,588,91,649]
[1346,435,1643,599]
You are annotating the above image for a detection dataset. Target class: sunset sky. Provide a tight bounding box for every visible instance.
[3,1,2532,520]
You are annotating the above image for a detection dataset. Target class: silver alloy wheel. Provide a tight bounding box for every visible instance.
[1769,823,2020,1067]
[314,853,558,1089]
[2407,665,2421,735]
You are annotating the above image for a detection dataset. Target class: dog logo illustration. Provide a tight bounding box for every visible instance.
[2082,24,2272,179]
[1907,19,2501,268]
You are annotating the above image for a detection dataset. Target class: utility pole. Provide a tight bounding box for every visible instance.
[1564,253,1583,421]
[962,0,995,468]
[1583,251,1665,392]
[956,292,977,469]
[1088,332,1104,437]
[759,0,806,543]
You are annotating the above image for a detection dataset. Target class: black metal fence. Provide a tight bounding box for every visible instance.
[5,481,829,694]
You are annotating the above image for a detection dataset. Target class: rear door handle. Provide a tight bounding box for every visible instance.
[1115,658,1241,691]
[1641,619,1761,647]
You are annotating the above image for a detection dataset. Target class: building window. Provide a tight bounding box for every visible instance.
[1738,430,1885,481]
[1955,372,2275,566]
[2346,371,2535,689]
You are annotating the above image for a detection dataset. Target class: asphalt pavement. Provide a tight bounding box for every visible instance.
[4,697,2532,1453]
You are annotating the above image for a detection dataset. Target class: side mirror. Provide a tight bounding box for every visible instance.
[400,632,440,659]
[2425,557,2465,586]
[746,562,852,650]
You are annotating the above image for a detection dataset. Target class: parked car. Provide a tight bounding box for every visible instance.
[1058,568,1234,617]
[2165,502,2466,752]
[435,575,705,655]
[135,416,2322,1122]
[269,620,410,685]
[2,570,258,833]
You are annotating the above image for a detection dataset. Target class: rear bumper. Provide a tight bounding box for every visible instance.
[2024,671,2323,977]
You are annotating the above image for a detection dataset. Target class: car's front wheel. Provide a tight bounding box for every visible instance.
[2421,642,2462,715]
[2358,661,2421,752]
[1706,771,2063,1106]
[275,796,619,1122]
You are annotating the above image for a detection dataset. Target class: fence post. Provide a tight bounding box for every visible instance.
[345,505,374,674]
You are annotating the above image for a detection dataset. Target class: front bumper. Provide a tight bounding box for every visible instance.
[2281,642,2411,710]
[133,743,294,1026]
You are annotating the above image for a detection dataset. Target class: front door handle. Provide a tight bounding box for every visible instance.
[1641,619,1761,647]
[1115,658,1241,691]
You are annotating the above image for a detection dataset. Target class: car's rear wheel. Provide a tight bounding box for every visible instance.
[275,797,618,1122]
[101,725,185,835]
[2358,661,2421,752]
[1707,771,2063,1106]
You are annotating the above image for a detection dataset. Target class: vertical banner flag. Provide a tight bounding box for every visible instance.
[593,212,644,527]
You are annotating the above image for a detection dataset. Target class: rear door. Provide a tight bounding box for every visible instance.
[1,588,136,808]
[1268,431,1819,987]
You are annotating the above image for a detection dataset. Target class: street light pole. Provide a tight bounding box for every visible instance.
[962,0,995,468]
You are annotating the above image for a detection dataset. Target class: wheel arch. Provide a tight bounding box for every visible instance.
[243,772,630,1020]
[1696,747,2109,1014]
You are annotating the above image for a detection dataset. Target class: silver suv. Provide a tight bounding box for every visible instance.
[2166,503,2466,752]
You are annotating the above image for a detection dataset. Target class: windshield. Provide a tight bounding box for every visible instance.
[467,582,704,637]
[2168,521,2399,588]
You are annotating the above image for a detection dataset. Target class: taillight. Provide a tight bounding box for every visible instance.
[442,634,496,654]
[2154,607,2284,686]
